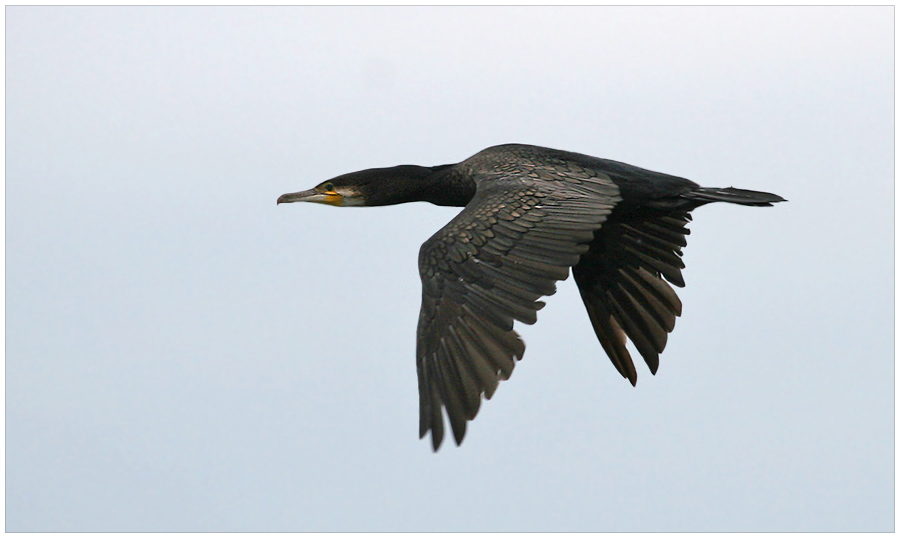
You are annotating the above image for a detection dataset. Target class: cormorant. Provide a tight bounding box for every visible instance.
[277,144,785,450]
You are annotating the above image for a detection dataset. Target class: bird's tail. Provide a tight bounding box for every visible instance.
[684,187,786,207]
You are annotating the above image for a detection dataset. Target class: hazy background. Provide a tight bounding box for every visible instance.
[6,6,893,531]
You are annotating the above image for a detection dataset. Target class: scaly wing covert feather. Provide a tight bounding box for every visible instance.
[416,168,620,450]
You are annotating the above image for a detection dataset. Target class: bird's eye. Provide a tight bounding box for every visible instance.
[322,182,335,192]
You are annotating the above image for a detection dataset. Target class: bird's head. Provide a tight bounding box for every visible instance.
[277,171,368,207]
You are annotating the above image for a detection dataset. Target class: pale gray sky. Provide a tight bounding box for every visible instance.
[6,6,893,531]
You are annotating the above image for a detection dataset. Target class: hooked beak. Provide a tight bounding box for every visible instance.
[277,189,343,206]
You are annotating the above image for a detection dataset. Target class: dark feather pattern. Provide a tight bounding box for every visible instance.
[416,149,620,447]
[573,210,693,384]
[278,143,785,450]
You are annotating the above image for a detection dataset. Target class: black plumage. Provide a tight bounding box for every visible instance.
[277,144,785,450]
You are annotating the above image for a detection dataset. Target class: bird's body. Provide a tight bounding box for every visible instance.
[278,144,785,450]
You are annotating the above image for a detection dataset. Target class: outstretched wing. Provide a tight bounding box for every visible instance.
[416,172,620,450]
[573,208,692,385]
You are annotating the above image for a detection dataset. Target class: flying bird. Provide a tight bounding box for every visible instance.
[277,144,785,450]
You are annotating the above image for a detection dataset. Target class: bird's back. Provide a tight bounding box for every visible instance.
[460,143,702,210]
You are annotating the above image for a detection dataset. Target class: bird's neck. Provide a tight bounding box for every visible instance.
[366,164,476,207]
